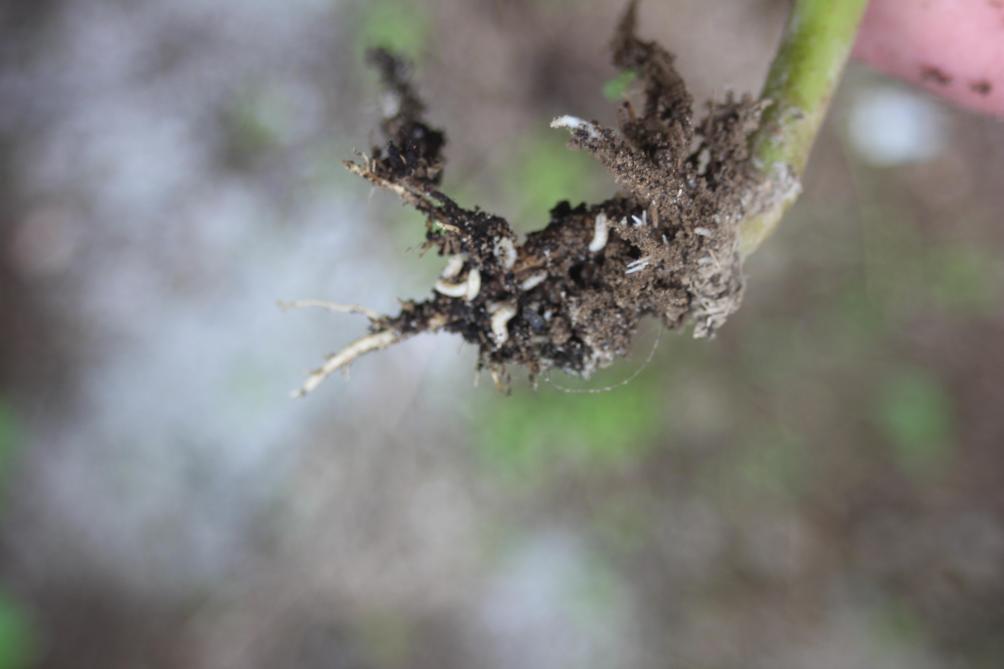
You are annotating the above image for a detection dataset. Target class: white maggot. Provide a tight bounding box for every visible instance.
[441,254,465,279]
[550,115,601,140]
[488,302,518,347]
[519,272,547,291]
[465,268,481,301]
[434,266,481,301]
[588,213,608,253]
[494,238,518,270]
[434,278,468,298]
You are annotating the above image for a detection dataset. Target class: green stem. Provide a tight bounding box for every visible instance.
[739,0,869,256]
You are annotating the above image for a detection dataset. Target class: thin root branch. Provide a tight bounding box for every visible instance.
[291,329,404,398]
[278,299,384,322]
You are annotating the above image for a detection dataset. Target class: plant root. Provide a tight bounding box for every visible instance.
[293,1,768,395]
[291,330,405,398]
[278,299,383,322]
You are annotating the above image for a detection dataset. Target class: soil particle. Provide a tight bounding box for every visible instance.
[325,3,765,389]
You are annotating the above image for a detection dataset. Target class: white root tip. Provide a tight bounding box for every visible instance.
[625,256,651,275]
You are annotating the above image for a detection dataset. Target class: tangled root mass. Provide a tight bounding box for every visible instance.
[292,4,766,396]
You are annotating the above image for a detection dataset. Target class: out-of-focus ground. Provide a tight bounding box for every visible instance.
[1,1,1003,667]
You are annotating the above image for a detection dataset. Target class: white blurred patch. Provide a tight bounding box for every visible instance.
[846,86,947,166]
[477,531,640,669]
[3,0,472,597]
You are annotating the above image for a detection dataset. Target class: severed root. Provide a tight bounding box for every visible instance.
[291,2,771,396]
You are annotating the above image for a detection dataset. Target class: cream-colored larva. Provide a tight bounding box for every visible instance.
[696,147,711,176]
[588,213,608,253]
[550,115,601,140]
[441,254,465,278]
[488,302,518,346]
[494,238,518,270]
[433,263,479,299]
[465,268,481,301]
[435,266,482,301]
[519,272,547,291]
[434,277,468,298]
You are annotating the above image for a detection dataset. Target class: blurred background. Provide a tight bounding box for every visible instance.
[2,0,1003,667]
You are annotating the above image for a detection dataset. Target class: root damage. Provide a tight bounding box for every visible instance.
[290,4,766,396]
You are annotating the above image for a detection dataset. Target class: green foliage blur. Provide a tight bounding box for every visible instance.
[501,133,611,231]
[476,375,662,485]
[0,404,33,669]
[355,0,429,62]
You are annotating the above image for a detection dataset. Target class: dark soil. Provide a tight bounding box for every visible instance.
[328,3,763,390]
